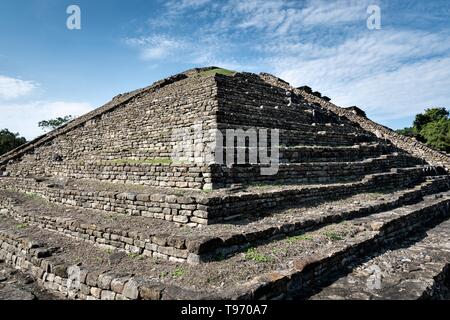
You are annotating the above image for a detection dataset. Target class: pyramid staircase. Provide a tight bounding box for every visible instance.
[1,67,450,300]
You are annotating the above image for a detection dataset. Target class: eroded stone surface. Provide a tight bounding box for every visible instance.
[311,218,450,300]
[0,263,57,300]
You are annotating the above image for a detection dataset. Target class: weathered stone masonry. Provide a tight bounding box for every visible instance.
[0,68,432,191]
[0,167,427,227]
[259,72,450,170]
[1,191,450,300]
[1,67,450,300]
[1,73,218,189]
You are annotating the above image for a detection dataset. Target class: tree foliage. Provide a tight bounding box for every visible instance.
[396,108,450,153]
[419,118,450,152]
[0,129,27,156]
[38,115,73,131]
[413,108,449,132]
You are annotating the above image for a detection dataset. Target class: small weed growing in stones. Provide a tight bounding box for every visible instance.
[198,68,236,77]
[171,267,185,277]
[324,231,343,241]
[287,234,313,244]
[159,271,168,278]
[245,248,271,263]
[127,252,141,259]
[25,192,40,199]
[16,223,27,229]
[271,248,288,255]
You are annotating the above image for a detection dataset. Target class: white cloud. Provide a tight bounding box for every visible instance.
[270,30,450,125]
[172,0,211,10]
[216,0,371,35]
[126,1,450,128]
[0,75,38,100]
[124,35,186,60]
[0,100,92,140]
[330,57,450,123]
[300,0,369,26]
[226,0,288,31]
[272,30,450,86]
[43,101,93,119]
[129,0,377,66]
[124,32,247,70]
[0,74,94,139]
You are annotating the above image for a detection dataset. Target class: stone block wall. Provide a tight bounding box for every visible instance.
[206,73,414,187]
[0,198,198,264]
[0,230,177,300]
[0,167,427,227]
[215,73,374,148]
[0,69,439,191]
[210,154,424,188]
[0,177,209,226]
[279,143,393,163]
[2,176,448,267]
[259,72,450,170]
[302,92,450,169]
[3,74,218,189]
[2,193,449,300]
[38,162,211,189]
[206,168,426,223]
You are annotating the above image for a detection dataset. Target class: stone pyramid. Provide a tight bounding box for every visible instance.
[1,67,450,300]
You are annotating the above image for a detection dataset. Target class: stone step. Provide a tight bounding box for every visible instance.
[211,153,424,187]
[1,176,449,266]
[66,142,395,168]
[223,191,450,300]
[206,167,430,223]
[0,167,431,228]
[215,108,367,133]
[1,190,450,300]
[218,121,377,146]
[309,217,450,300]
[5,149,419,192]
[216,142,395,164]
[279,130,377,147]
[86,140,388,161]
[13,162,211,190]
[199,176,450,262]
[0,167,438,227]
[279,143,394,163]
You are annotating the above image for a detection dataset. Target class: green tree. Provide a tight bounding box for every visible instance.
[413,107,449,132]
[0,129,27,156]
[397,107,450,153]
[38,115,73,131]
[419,118,450,152]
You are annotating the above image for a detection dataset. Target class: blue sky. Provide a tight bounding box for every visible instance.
[1,0,450,139]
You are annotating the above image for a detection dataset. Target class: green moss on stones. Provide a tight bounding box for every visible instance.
[198,68,236,77]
